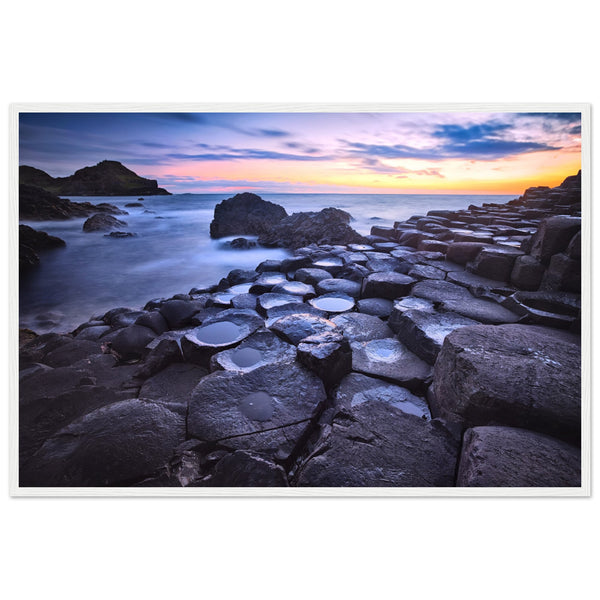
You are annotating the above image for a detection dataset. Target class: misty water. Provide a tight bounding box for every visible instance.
[20,192,513,333]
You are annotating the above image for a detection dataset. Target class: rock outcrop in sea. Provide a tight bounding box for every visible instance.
[20,161,171,196]
[210,193,366,248]
[19,171,583,488]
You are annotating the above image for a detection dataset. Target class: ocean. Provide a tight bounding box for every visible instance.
[19,192,514,333]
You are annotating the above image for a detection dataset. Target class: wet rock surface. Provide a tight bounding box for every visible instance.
[188,362,326,460]
[457,426,580,487]
[19,172,582,488]
[295,402,459,486]
[430,324,581,444]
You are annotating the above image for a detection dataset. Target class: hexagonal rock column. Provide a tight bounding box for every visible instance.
[430,324,581,445]
[181,309,264,367]
[297,330,352,390]
[390,308,479,365]
[456,426,580,487]
[188,362,327,461]
[351,338,432,393]
[294,401,459,486]
[528,216,581,264]
[362,272,416,300]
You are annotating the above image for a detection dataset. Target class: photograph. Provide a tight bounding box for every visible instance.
[14,106,587,494]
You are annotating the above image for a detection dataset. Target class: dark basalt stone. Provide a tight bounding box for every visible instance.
[257,293,303,316]
[249,272,288,294]
[159,299,201,329]
[528,216,581,264]
[135,311,169,335]
[203,451,289,487]
[110,325,157,360]
[104,231,137,238]
[390,308,479,365]
[294,267,333,286]
[21,399,186,487]
[181,310,264,367]
[268,312,339,345]
[188,362,327,460]
[315,278,362,298]
[351,338,432,393]
[139,363,208,409]
[210,329,296,373]
[210,192,288,238]
[83,213,128,232]
[271,280,315,299]
[430,324,581,444]
[334,373,430,419]
[331,312,393,343]
[297,330,352,389]
[295,401,459,487]
[457,426,580,487]
[258,207,366,249]
[412,280,520,324]
[355,298,394,318]
[362,272,416,299]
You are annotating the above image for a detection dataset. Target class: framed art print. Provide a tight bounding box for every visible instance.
[10,103,590,496]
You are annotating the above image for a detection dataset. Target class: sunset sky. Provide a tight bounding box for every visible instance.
[19,111,581,194]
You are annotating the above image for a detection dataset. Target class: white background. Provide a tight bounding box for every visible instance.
[1,2,597,599]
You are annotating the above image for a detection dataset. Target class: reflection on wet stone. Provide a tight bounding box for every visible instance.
[239,391,275,422]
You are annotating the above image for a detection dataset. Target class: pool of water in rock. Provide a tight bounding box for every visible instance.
[239,391,274,421]
[195,321,241,345]
[365,339,401,362]
[231,347,263,368]
[310,296,355,312]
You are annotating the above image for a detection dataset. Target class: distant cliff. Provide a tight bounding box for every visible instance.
[19,160,171,196]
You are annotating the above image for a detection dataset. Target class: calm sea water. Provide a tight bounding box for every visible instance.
[20,192,514,333]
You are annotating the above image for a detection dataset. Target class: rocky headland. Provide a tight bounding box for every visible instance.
[19,172,582,488]
[20,161,171,196]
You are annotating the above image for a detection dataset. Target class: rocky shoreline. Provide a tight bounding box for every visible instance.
[19,172,582,488]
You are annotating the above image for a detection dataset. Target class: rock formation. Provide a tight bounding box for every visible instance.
[20,161,171,196]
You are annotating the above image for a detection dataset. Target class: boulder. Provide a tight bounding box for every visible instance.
[269,313,339,345]
[297,330,352,389]
[467,246,524,282]
[412,280,520,324]
[529,216,581,264]
[362,272,416,299]
[159,299,200,329]
[295,402,459,486]
[510,255,546,291]
[334,373,430,419]
[20,399,186,487]
[249,272,288,294]
[294,267,332,286]
[82,213,128,232]
[209,192,287,238]
[134,338,183,380]
[258,207,365,248]
[19,225,66,270]
[351,338,432,393]
[390,309,479,364]
[203,451,288,487]
[188,362,326,460]
[457,426,580,487]
[331,312,393,342]
[355,298,394,318]
[134,311,169,335]
[446,242,489,264]
[315,278,362,298]
[271,280,315,299]
[540,253,580,293]
[430,324,581,444]
[110,325,157,360]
